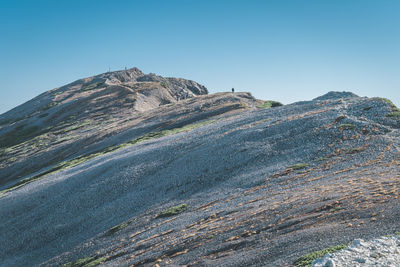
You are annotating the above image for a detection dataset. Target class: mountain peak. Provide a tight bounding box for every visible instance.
[99,67,145,85]
[313,91,359,101]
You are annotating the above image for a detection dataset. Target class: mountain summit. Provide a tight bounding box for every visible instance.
[0,70,400,266]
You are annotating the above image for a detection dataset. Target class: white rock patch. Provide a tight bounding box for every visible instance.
[313,236,400,267]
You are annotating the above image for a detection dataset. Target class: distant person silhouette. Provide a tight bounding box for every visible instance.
[232,88,235,93]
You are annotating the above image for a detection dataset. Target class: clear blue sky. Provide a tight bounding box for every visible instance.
[1,0,399,114]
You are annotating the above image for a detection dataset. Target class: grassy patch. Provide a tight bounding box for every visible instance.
[256,100,283,109]
[331,207,342,212]
[345,147,366,154]
[38,113,49,118]
[106,222,130,235]
[387,111,400,119]
[0,118,14,126]
[338,123,356,130]
[156,204,189,218]
[42,102,58,111]
[0,125,44,148]
[82,81,104,91]
[62,256,107,267]
[377,97,398,109]
[160,81,168,88]
[374,97,400,118]
[289,163,308,170]
[314,157,328,162]
[0,116,25,126]
[294,244,347,267]
[53,120,92,134]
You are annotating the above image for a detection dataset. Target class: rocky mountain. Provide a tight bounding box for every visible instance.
[0,68,211,190]
[0,69,400,267]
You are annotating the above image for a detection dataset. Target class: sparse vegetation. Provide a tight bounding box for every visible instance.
[331,206,342,212]
[0,119,217,196]
[38,113,49,118]
[294,244,347,267]
[160,81,168,88]
[62,256,107,267]
[387,111,400,118]
[106,222,130,235]
[338,123,356,130]
[0,118,13,126]
[0,125,43,148]
[374,97,400,119]
[256,100,283,109]
[346,147,365,154]
[289,163,308,170]
[82,81,104,91]
[53,120,91,135]
[377,97,397,108]
[156,204,189,218]
[42,101,58,111]
[0,116,25,126]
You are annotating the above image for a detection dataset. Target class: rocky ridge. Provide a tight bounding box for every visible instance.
[0,70,400,267]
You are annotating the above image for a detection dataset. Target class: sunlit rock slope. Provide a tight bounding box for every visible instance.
[1,70,400,267]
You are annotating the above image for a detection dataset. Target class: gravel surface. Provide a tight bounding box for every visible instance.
[1,90,400,266]
[313,236,400,267]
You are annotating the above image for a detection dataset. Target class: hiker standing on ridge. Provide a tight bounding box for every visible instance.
[232,88,235,93]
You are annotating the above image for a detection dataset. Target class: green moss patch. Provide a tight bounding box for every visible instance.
[257,100,283,109]
[106,222,129,235]
[289,163,308,170]
[38,113,49,118]
[42,102,58,111]
[156,204,189,218]
[345,146,366,154]
[338,123,356,130]
[62,256,107,267]
[373,97,400,119]
[82,81,104,91]
[387,111,400,119]
[294,244,347,267]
